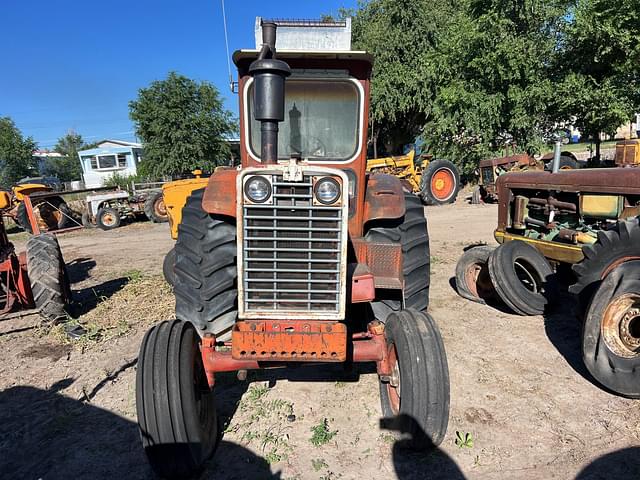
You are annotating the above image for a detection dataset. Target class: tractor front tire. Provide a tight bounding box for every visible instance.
[136,320,218,479]
[145,191,168,223]
[419,159,460,205]
[96,207,121,230]
[365,192,430,321]
[488,240,554,315]
[379,309,449,450]
[26,234,68,323]
[174,188,237,340]
[582,261,640,397]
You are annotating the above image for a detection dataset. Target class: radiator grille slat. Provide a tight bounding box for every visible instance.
[243,174,343,314]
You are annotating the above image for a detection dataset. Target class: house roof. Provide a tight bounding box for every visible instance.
[97,139,142,148]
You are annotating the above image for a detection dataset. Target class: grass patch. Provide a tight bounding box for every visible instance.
[310,418,338,447]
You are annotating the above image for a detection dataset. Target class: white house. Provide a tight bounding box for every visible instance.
[77,139,143,188]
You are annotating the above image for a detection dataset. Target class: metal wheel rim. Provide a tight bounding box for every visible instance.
[430,168,456,201]
[101,213,116,226]
[385,343,401,414]
[601,293,640,359]
[514,259,543,293]
[154,198,167,216]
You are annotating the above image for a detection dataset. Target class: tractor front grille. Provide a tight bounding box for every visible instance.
[241,174,344,317]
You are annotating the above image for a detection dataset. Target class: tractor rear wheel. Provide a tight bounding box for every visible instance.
[144,191,168,223]
[365,192,430,321]
[26,234,68,323]
[582,261,640,397]
[379,309,449,449]
[488,240,554,315]
[136,320,218,479]
[163,247,176,287]
[455,245,495,304]
[570,218,640,314]
[17,196,74,233]
[174,188,237,340]
[419,159,460,205]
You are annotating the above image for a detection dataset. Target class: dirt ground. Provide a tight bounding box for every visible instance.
[1,198,639,480]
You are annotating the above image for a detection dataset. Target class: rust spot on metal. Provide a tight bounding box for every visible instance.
[601,293,640,358]
[350,263,375,303]
[351,238,403,289]
[202,168,239,217]
[231,320,347,362]
[363,174,405,227]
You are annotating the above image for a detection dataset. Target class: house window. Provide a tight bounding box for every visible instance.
[87,153,129,171]
[98,155,117,169]
[117,154,127,167]
[90,157,98,169]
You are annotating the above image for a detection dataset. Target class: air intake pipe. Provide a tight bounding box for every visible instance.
[249,21,291,164]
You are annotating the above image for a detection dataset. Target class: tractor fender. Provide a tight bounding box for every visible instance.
[202,168,239,218]
[363,173,406,227]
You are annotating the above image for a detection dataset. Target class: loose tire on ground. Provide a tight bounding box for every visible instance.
[136,320,217,479]
[488,240,554,315]
[96,207,121,230]
[81,211,95,228]
[174,188,237,340]
[545,155,580,171]
[582,260,640,397]
[144,191,168,223]
[26,234,68,322]
[455,245,495,304]
[471,186,482,205]
[163,247,176,287]
[365,192,430,321]
[379,309,449,449]
[570,218,640,312]
[419,159,460,205]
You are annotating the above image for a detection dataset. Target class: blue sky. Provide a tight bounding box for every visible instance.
[0,0,356,149]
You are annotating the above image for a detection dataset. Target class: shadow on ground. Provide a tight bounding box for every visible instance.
[66,257,97,284]
[68,276,129,317]
[575,447,640,479]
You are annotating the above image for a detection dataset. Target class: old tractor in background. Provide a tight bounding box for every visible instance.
[366,145,461,205]
[456,149,640,397]
[0,190,70,323]
[2,181,75,234]
[136,18,450,479]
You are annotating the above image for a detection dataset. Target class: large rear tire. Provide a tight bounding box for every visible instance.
[145,191,168,223]
[17,196,74,234]
[174,188,237,340]
[582,261,640,397]
[136,320,218,479]
[455,245,495,304]
[570,218,640,312]
[419,159,460,205]
[365,192,430,321]
[26,234,68,322]
[379,309,449,449]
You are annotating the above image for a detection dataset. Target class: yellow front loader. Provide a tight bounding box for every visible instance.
[366,149,460,205]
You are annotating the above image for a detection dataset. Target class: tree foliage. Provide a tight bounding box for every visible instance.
[129,72,237,178]
[348,0,639,173]
[41,131,85,182]
[0,117,37,187]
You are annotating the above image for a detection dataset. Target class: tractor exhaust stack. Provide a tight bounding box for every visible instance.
[249,20,291,164]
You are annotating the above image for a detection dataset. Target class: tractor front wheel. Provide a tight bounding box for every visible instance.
[379,309,449,450]
[419,159,460,205]
[136,320,218,479]
[144,191,168,223]
[96,207,121,230]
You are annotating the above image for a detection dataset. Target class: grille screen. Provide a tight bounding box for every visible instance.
[242,175,343,314]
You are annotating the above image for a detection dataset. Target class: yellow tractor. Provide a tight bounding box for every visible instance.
[3,181,74,233]
[366,148,460,205]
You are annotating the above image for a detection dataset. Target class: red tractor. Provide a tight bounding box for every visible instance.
[0,191,69,322]
[136,19,450,478]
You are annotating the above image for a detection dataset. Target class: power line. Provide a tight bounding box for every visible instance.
[220,0,234,92]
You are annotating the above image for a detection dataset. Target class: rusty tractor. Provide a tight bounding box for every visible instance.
[136,19,450,478]
[456,156,640,397]
[0,190,70,323]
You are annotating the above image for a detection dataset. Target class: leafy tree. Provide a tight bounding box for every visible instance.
[129,72,237,178]
[42,131,84,182]
[0,117,37,187]
[555,0,640,159]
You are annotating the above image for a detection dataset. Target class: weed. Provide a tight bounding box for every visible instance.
[334,381,347,388]
[455,431,474,448]
[246,384,269,402]
[312,458,328,471]
[310,418,337,446]
[123,269,143,283]
[430,255,441,265]
[379,432,396,444]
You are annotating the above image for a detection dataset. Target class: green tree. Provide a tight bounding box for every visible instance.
[555,0,640,159]
[43,131,84,182]
[0,117,37,187]
[129,72,237,178]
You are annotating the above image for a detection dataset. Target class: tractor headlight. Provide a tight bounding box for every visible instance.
[245,176,271,203]
[314,177,341,205]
